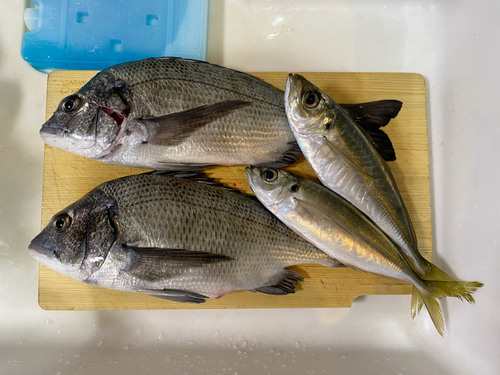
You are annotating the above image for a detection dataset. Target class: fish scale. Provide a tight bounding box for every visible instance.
[40,57,404,170]
[29,173,344,302]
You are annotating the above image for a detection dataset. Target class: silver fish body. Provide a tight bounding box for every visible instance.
[40,58,401,170]
[284,74,437,280]
[246,167,482,335]
[29,172,343,302]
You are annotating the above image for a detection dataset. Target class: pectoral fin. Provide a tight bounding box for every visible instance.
[141,100,252,146]
[322,136,372,179]
[121,245,233,281]
[295,198,357,239]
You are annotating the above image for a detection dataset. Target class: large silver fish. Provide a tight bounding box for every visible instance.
[246,167,483,335]
[284,74,454,315]
[40,57,401,170]
[28,172,344,302]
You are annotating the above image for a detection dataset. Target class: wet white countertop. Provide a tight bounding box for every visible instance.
[1,1,498,374]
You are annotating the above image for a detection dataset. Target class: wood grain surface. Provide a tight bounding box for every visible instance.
[39,70,430,310]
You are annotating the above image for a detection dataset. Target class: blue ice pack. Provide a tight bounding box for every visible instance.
[21,0,209,70]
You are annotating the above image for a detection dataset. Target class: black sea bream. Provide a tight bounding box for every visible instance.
[29,172,344,303]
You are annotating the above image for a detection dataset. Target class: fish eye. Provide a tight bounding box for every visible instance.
[263,169,278,183]
[62,96,80,112]
[53,213,72,232]
[303,91,320,109]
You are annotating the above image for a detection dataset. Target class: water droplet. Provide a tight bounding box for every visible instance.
[17,341,24,346]
[123,345,130,350]
[97,340,104,347]
[294,342,300,348]
[136,326,144,335]
[342,355,346,359]
[73,354,81,358]
[159,332,165,340]
[45,319,53,325]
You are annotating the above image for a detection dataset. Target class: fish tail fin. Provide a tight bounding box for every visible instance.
[418,289,445,336]
[412,261,479,319]
[410,286,424,318]
[411,262,454,318]
[417,280,484,335]
[423,260,455,281]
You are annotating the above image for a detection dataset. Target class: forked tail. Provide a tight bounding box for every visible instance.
[416,280,483,335]
[411,261,461,318]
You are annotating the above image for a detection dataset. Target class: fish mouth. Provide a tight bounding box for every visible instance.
[284,74,308,133]
[28,241,54,257]
[39,125,70,146]
[40,125,67,138]
[284,74,300,105]
[245,166,259,187]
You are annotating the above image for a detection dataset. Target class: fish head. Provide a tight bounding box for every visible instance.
[246,167,300,209]
[28,189,117,281]
[284,74,338,136]
[40,73,131,159]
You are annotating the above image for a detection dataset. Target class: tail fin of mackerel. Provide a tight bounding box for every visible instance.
[416,280,483,335]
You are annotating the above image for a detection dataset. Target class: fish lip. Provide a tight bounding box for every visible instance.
[245,166,257,185]
[28,241,55,258]
[40,125,68,138]
[284,74,306,133]
[40,126,65,135]
[284,74,298,105]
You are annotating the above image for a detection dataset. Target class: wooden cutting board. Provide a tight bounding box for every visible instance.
[39,71,430,310]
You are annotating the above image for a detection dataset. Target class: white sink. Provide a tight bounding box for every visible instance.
[0,1,497,374]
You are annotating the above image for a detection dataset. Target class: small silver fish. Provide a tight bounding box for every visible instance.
[40,57,401,170]
[284,74,454,315]
[29,172,344,303]
[247,167,483,335]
